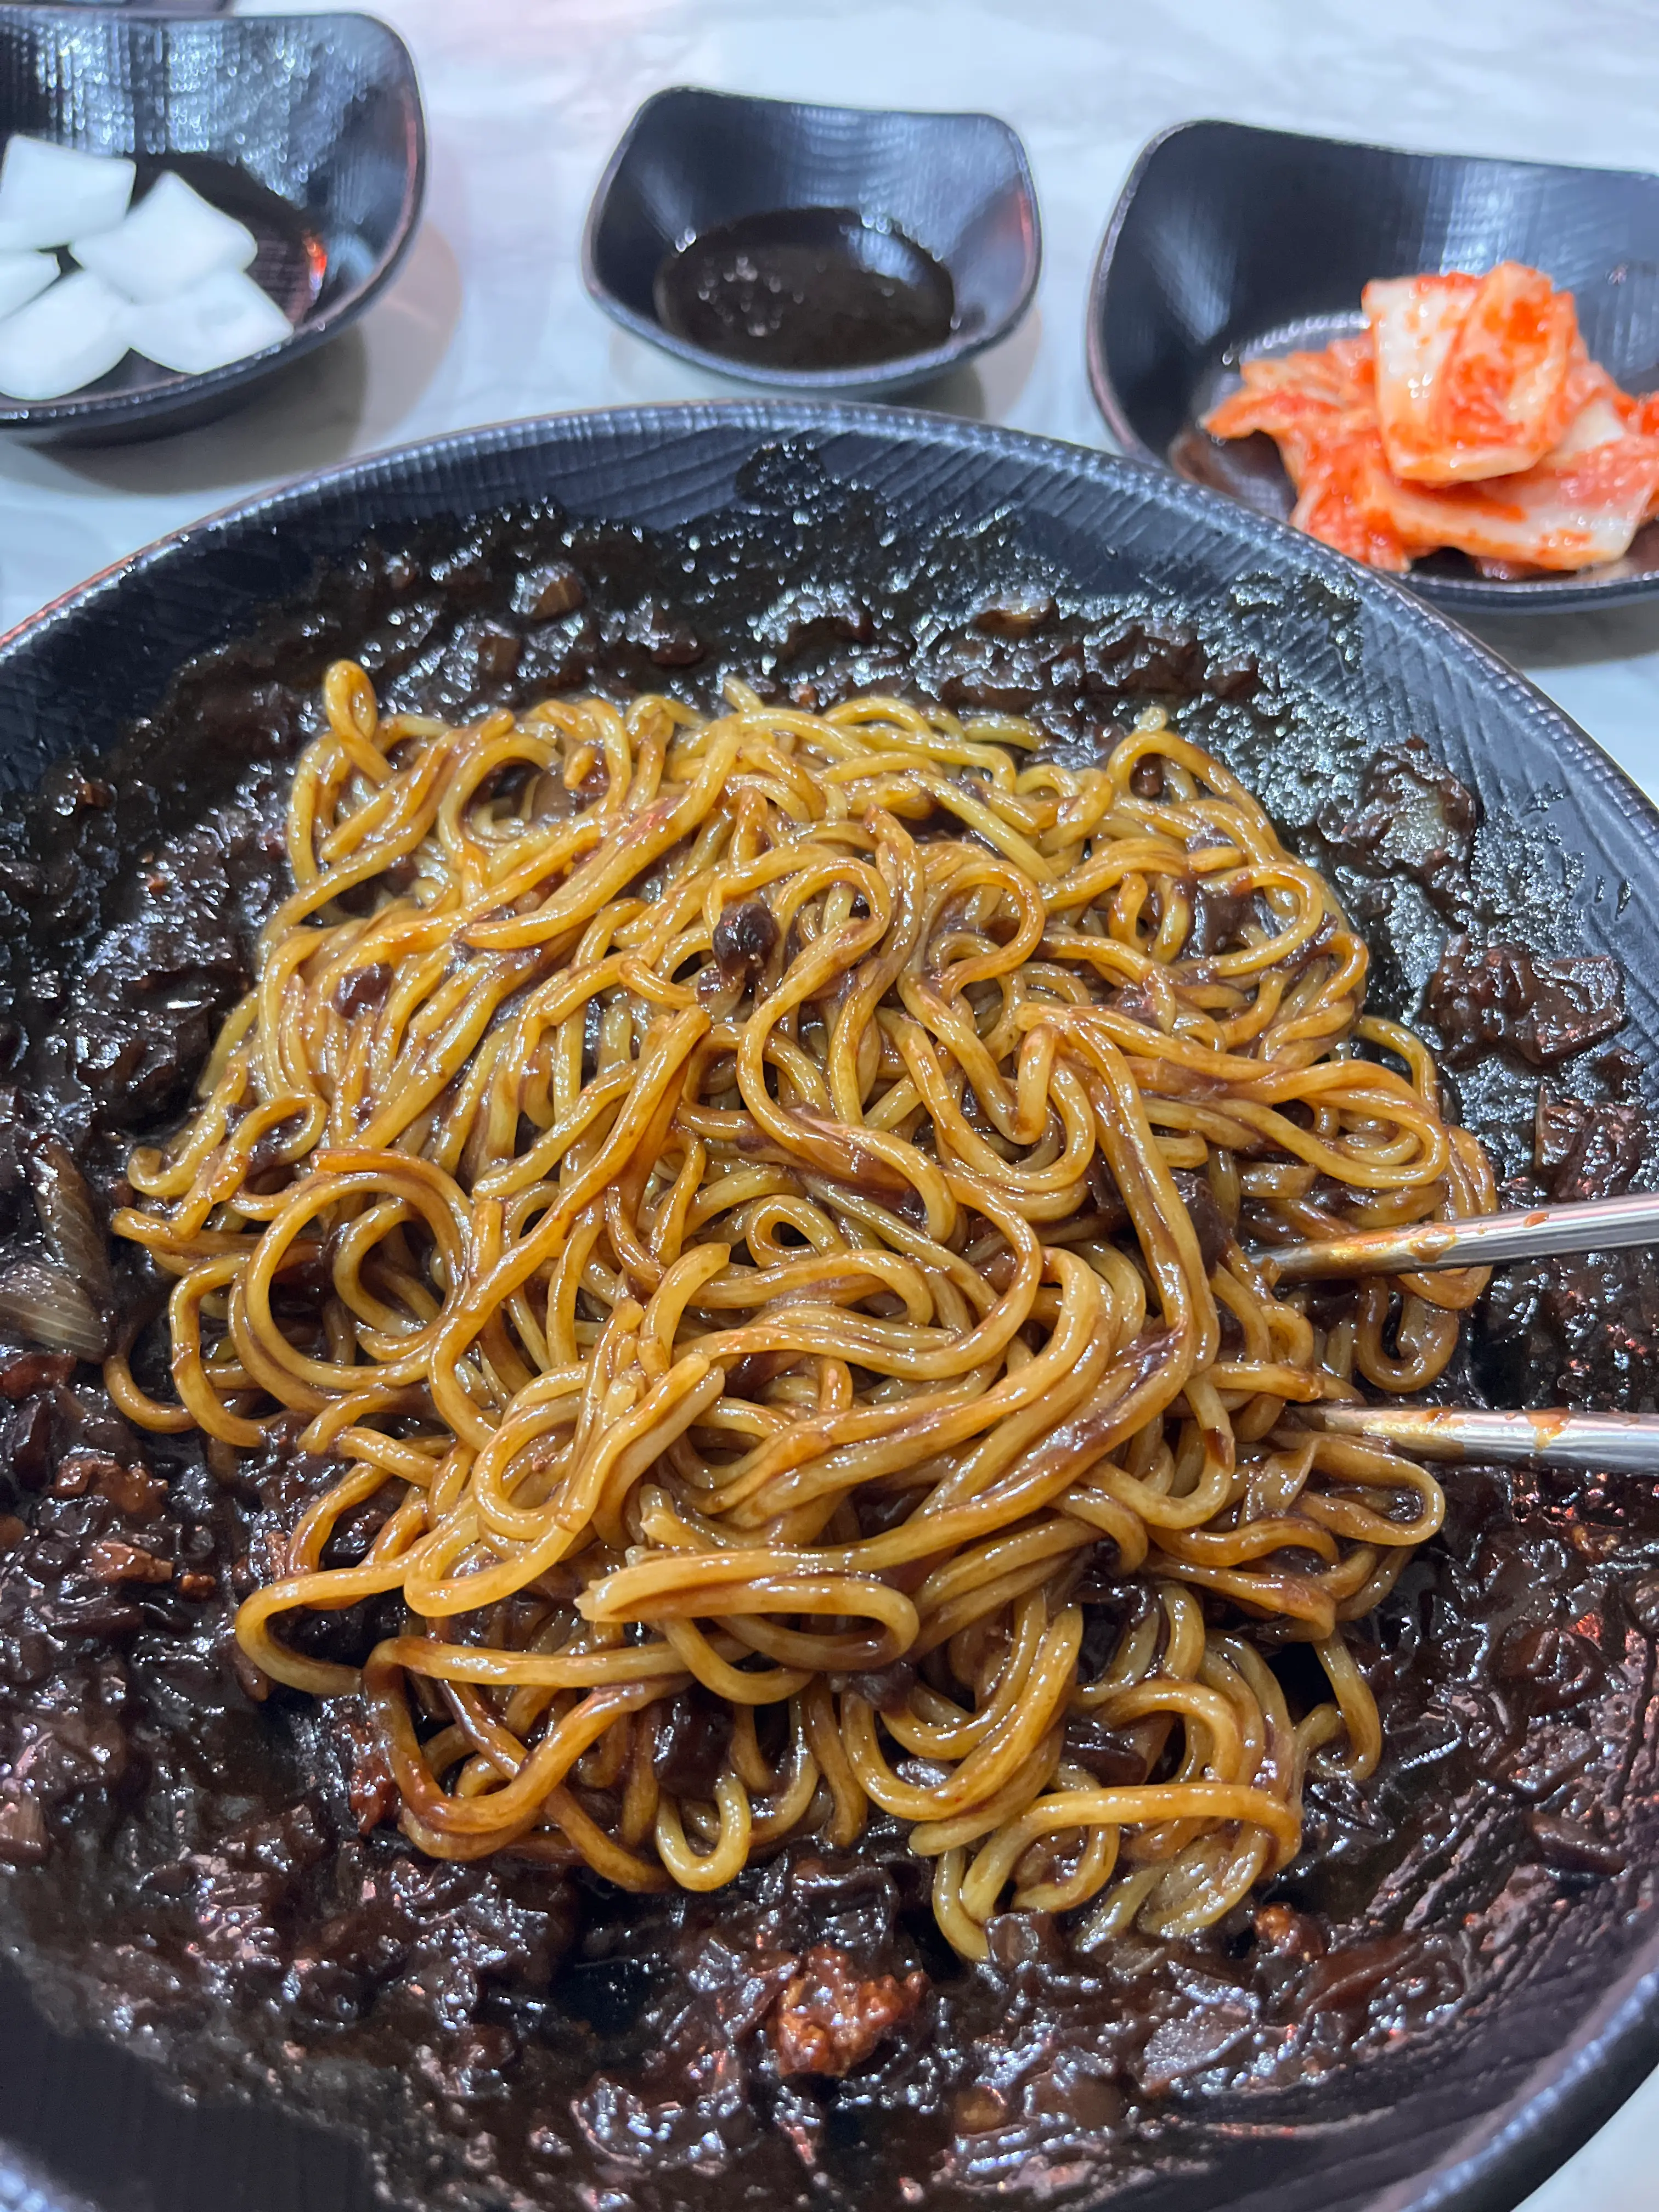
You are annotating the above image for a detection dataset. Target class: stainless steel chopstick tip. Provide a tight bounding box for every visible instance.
[1297,1402,1659,1475]
[1259,1189,1659,1282]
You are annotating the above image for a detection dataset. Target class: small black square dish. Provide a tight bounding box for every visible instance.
[0,8,424,443]
[1087,117,1659,612]
[583,86,1039,397]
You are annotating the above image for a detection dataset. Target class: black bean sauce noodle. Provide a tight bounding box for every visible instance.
[110,662,1495,1962]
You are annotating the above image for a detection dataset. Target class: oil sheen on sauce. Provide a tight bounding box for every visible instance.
[652,206,956,372]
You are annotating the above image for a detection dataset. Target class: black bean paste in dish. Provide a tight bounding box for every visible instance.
[652,208,956,372]
[0,445,1655,2212]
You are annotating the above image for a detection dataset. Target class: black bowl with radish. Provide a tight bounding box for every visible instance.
[0,10,424,442]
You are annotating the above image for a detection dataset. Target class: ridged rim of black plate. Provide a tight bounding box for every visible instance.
[45,0,228,10]
[1,400,1658,2211]
[1085,116,1659,614]
[0,7,425,434]
[578,86,1042,393]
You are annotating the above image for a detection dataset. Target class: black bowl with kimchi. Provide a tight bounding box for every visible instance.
[1087,118,1659,613]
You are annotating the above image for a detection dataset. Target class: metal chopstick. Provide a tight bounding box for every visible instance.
[1259,1189,1659,1282]
[1296,1402,1659,1475]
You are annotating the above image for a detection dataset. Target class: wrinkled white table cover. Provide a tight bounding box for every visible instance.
[2,2,1655,2204]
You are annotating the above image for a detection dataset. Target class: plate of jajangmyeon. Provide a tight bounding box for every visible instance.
[0,406,1655,2212]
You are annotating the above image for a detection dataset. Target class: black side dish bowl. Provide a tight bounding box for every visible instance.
[0,8,424,443]
[1,405,1659,2212]
[582,87,1040,394]
[1087,118,1659,613]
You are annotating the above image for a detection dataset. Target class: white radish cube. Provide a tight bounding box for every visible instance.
[0,271,129,400]
[0,136,134,251]
[127,266,291,375]
[0,251,58,320]
[71,171,256,304]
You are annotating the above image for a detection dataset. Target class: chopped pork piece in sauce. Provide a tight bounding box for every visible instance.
[768,1944,928,2078]
[1203,262,1659,573]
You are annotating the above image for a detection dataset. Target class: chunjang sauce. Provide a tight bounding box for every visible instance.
[652,207,955,371]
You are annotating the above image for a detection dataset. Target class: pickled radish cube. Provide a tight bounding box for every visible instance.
[0,271,129,400]
[71,171,255,303]
[0,136,134,250]
[0,251,58,320]
[127,267,291,374]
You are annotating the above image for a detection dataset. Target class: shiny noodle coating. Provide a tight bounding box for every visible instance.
[109,663,1496,1958]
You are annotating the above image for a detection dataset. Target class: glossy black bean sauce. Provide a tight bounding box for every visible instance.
[653,208,955,370]
[0,448,1656,2212]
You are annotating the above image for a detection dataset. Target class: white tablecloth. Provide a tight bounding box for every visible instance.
[2,3,1654,2202]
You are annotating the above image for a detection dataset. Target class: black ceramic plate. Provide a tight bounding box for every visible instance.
[1,404,1658,2211]
[0,9,424,442]
[582,87,1040,395]
[1087,117,1659,613]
